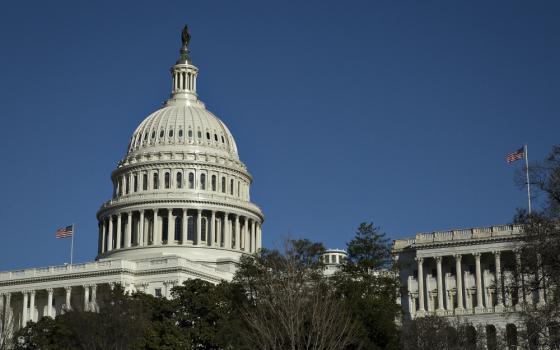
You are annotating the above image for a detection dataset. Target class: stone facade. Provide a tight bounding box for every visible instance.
[393,224,546,343]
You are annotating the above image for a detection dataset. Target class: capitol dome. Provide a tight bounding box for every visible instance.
[96,26,263,269]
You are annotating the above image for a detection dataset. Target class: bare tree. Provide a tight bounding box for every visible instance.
[0,305,14,350]
[235,240,360,350]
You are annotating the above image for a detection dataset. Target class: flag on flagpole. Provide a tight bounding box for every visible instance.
[506,147,525,163]
[55,225,74,239]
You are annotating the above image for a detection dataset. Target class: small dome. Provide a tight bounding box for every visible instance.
[127,104,239,160]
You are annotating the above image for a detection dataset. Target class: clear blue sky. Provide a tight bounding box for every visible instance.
[0,1,558,270]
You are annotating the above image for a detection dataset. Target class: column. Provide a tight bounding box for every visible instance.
[46,288,53,318]
[168,209,175,244]
[101,220,107,253]
[474,253,484,311]
[116,213,122,249]
[28,291,35,322]
[454,254,464,310]
[182,208,188,245]
[244,219,250,251]
[515,251,523,308]
[224,214,231,249]
[65,286,72,311]
[494,251,503,309]
[83,285,90,312]
[416,257,425,313]
[139,210,145,247]
[91,285,97,312]
[4,293,11,330]
[125,212,132,248]
[436,256,444,312]
[22,291,28,325]
[154,210,160,245]
[107,217,113,251]
[256,222,262,251]
[234,215,240,250]
[211,211,216,246]
[196,209,202,244]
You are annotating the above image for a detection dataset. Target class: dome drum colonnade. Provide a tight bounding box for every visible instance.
[96,25,263,262]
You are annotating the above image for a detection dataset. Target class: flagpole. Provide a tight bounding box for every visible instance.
[70,224,75,265]
[524,144,532,214]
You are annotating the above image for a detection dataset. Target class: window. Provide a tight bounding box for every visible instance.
[164,172,170,189]
[221,177,226,193]
[188,129,193,137]
[125,176,129,194]
[176,172,182,189]
[211,175,216,191]
[201,217,207,241]
[118,178,123,196]
[214,134,218,141]
[179,129,183,137]
[175,216,181,241]
[143,174,148,190]
[197,130,202,138]
[206,132,210,140]
[153,173,159,189]
[133,175,138,192]
[155,288,162,297]
[160,130,164,138]
[162,215,169,242]
[169,129,173,137]
[230,179,234,195]
[221,135,225,143]
[144,133,148,140]
[200,174,206,190]
[188,172,194,189]
[151,131,155,139]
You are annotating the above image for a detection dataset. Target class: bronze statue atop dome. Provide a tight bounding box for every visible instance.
[181,25,191,48]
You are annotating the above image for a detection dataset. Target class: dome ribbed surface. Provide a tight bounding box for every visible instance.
[127,105,238,159]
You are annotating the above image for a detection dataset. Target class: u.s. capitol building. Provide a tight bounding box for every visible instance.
[0,27,265,330]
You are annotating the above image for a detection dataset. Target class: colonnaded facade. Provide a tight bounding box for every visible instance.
[0,26,264,333]
[393,224,546,343]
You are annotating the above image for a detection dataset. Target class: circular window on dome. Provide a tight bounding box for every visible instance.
[169,129,173,137]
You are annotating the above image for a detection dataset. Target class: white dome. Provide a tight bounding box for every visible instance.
[127,104,239,160]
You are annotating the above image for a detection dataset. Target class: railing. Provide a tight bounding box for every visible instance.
[392,224,523,250]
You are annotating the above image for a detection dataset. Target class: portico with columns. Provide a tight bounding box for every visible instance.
[393,224,547,330]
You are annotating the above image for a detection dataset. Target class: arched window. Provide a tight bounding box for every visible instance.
[169,129,173,137]
[200,174,206,190]
[144,133,148,140]
[188,129,193,138]
[188,172,194,189]
[133,175,138,192]
[214,133,218,141]
[201,217,207,241]
[197,130,202,138]
[506,324,518,349]
[230,179,234,195]
[153,173,159,190]
[486,325,497,350]
[176,172,182,189]
[143,174,148,190]
[159,130,164,138]
[466,326,477,348]
[164,172,170,189]
[221,177,226,193]
[221,135,225,143]
[151,131,155,139]
[118,178,123,196]
[187,216,195,241]
[125,176,129,194]
[206,132,210,140]
[211,175,216,191]
[178,129,183,137]
[162,215,169,242]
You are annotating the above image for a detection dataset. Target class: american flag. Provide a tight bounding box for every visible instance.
[55,225,74,239]
[506,147,525,164]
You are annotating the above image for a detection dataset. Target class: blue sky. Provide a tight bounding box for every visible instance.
[0,1,558,270]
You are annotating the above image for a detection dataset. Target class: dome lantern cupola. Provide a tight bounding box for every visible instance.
[167,25,199,106]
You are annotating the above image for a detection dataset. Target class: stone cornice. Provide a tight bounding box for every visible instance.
[97,196,264,221]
